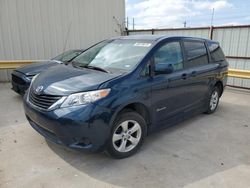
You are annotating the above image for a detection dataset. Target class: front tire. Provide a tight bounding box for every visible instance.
[106,111,147,159]
[205,87,220,114]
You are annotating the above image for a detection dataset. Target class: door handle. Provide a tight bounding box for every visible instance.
[181,73,188,80]
[191,71,197,77]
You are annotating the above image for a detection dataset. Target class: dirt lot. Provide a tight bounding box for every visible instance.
[0,83,250,188]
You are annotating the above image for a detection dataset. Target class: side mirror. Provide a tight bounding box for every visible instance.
[155,63,173,75]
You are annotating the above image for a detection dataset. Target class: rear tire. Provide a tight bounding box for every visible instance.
[106,111,147,159]
[205,87,220,114]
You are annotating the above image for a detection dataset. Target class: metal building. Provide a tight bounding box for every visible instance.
[0,0,125,60]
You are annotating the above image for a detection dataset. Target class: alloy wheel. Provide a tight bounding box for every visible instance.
[112,120,142,153]
[210,90,219,111]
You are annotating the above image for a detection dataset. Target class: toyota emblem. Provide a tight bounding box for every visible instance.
[35,86,44,95]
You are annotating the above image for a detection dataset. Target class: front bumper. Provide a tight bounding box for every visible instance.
[11,71,31,95]
[12,81,29,95]
[23,93,113,152]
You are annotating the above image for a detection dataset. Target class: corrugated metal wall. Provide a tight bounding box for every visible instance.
[213,27,250,88]
[128,26,250,88]
[0,0,125,60]
[0,70,12,82]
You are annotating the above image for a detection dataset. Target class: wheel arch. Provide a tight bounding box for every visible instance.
[110,102,151,131]
[214,80,224,97]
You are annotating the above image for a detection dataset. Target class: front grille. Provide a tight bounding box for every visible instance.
[29,89,61,110]
[12,74,25,85]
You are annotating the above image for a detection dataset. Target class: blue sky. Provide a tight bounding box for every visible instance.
[126,0,250,29]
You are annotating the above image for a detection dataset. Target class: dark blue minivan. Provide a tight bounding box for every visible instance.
[23,36,228,158]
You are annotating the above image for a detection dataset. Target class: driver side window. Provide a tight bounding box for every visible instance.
[154,42,183,71]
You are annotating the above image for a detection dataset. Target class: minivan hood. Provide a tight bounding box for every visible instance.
[31,64,121,96]
[16,60,60,76]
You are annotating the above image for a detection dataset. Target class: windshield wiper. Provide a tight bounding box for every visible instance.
[85,65,110,73]
[71,61,109,73]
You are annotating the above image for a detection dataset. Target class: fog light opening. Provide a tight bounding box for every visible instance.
[75,138,91,147]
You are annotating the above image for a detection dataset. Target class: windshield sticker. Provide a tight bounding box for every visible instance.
[134,43,152,47]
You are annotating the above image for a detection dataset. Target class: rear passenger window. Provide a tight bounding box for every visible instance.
[154,42,183,71]
[207,41,225,62]
[184,41,208,68]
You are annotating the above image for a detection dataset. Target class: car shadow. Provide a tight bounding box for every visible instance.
[46,107,248,188]
[13,94,24,101]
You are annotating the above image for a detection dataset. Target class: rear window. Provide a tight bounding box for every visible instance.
[184,41,209,68]
[207,41,225,62]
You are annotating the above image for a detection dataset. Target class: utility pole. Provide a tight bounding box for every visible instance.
[209,8,215,40]
[183,21,186,28]
[210,8,215,26]
[126,17,129,29]
[133,18,135,30]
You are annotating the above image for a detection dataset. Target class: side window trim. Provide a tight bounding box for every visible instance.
[180,39,187,65]
[139,58,153,77]
[182,39,191,69]
[204,41,213,63]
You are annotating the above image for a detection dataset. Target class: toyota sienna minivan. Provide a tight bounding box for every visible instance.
[23,36,228,158]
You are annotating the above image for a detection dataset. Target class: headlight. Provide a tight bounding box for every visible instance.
[61,89,111,108]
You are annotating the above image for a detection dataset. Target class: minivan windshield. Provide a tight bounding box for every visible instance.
[72,39,153,73]
[52,50,83,62]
